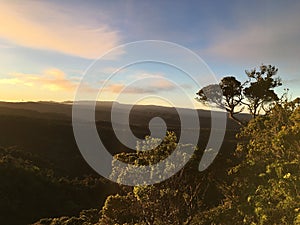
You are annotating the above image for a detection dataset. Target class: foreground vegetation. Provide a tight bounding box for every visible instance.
[192,98,300,224]
[32,98,300,225]
[0,147,114,225]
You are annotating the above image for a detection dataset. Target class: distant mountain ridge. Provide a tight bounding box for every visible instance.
[0,101,251,125]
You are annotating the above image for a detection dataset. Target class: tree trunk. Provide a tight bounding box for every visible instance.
[229,112,245,126]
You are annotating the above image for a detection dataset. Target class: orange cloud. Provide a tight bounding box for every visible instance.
[0,1,121,59]
[0,69,95,94]
[151,80,175,89]
[0,68,101,101]
[11,69,77,91]
[102,83,125,93]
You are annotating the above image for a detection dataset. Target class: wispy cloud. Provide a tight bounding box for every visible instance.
[0,1,121,59]
[102,79,176,94]
[0,78,21,85]
[0,68,95,92]
[129,72,165,80]
[0,43,14,49]
[204,10,300,64]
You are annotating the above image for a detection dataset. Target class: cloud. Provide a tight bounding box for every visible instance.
[150,80,175,90]
[204,10,300,64]
[0,43,14,49]
[102,79,176,94]
[0,68,96,92]
[0,78,20,85]
[0,1,121,59]
[129,72,165,80]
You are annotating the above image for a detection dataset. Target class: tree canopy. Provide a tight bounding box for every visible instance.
[196,64,282,124]
[243,64,282,117]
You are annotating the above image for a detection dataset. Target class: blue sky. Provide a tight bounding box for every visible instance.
[0,0,299,107]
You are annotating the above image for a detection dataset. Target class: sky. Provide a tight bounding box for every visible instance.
[0,0,299,108]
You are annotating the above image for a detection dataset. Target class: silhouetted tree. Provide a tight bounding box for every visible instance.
[196,76,244,125]
[196,64,282,122]
[243,64,282,117]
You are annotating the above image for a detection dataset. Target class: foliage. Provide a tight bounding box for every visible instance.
[192,99,300,224]
[196,84,224,107]
[220,76,244,113]
[32,209,101,225]
[99,132,210,225]
[243,64,282,117]
[0,147,110,225]
[196,64,282,123]
[196,77,243,122]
